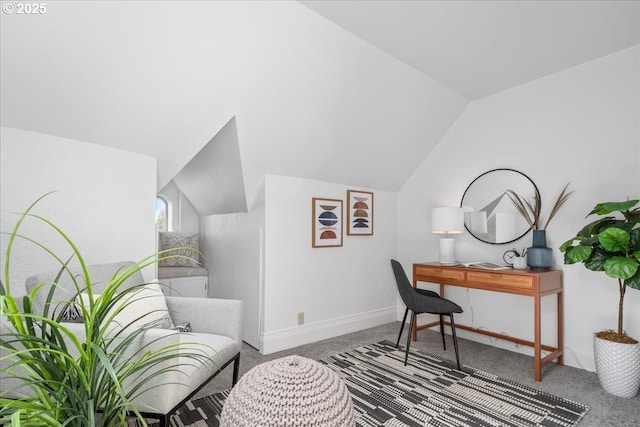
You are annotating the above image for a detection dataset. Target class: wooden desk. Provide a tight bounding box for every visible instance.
[412,262,563,381]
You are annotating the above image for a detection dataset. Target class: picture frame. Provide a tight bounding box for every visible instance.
[347,190,374,235]
[312,198,343,248]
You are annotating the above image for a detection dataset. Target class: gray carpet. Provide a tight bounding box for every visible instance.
[199,322,640,426]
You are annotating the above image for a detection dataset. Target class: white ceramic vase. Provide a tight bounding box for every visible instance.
[593,334,640,398]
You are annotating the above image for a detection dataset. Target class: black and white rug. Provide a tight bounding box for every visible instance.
[146,341,589,426]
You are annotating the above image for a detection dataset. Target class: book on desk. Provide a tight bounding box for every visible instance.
[456,261,511,270]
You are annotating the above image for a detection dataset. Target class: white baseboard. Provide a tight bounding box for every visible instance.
[260,306,397,354]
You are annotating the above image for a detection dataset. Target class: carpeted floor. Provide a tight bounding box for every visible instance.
[196,322,640,426]
[146,340,589,427]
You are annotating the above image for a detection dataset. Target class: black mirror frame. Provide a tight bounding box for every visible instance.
[460,168,540,245]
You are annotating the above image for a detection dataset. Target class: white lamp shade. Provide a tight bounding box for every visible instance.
[431,207,464,234]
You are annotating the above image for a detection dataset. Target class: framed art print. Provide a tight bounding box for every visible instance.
[312,198,343,248]
[347,190,374,235]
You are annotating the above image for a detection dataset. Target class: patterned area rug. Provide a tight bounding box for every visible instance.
[143,341,589,427]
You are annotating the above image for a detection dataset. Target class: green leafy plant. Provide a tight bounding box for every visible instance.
[560,199,640,343]
[0,196,210,426]
[506,183,574,230]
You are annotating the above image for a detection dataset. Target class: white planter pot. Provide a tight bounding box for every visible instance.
[593,334,640,398]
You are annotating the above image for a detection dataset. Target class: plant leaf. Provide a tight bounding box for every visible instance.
[603,256,639,280]
[599,228,630,253]
[566,245,592,263]
[589,200,639,216]
[584,247,610,271]
[559,238,578,252]
[506,190,535,227]
[542,183,574,229]
[625,269,640,290]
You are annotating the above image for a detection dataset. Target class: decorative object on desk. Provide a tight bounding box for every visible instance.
[560,199,640,398]
[346,189,373,236]
[312,197,343,248]
[513,256,528,270]
[460,261,510,270]
[431,206,464,264]
[527,229,553,269]
[502,247,527,266]
[507,183,574,269]
[460,168,539,244]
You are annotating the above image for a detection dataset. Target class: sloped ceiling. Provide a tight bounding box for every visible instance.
[171,118,247,216]
[1,1,638,210]
[301,1,640,100]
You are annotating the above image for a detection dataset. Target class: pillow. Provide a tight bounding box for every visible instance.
[61,302,83,323]
[158,232,200,267]
[80,283,174,331]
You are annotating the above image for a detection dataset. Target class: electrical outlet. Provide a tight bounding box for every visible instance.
[297,312,304,325]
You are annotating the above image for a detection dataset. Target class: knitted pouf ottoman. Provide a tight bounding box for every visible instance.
[220,355,356,427]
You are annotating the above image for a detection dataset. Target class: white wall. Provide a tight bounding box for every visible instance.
[262,174,398,353]
[398,46,640,372]
[201,200,265,349]
[0,127,157,294]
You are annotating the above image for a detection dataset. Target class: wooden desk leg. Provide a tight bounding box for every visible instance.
[558,290,564,366]
[412,279,418,342]
[411,313,417,342]
[534,293,542,382]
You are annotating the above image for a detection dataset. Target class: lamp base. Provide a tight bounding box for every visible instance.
[438,238,457,264]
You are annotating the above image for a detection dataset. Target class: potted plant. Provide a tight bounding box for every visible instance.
[0,196,209,425]
[559,199,640,397]
[507,183,573,269]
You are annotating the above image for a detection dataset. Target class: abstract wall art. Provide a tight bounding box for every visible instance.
[312,197,343,248]
[347,190,374,236]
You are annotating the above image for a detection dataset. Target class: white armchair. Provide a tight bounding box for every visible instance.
[0,261,243,427]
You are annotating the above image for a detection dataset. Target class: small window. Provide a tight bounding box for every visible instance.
[155,196,168,232]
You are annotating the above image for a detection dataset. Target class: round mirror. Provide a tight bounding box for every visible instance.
[460,168,539,244]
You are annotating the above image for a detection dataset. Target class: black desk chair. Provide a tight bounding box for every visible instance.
[391,259,463,369]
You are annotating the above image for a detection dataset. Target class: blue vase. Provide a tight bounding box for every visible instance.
[527,230,553,270]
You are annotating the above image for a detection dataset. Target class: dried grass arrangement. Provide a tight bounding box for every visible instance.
[506,183,573,230]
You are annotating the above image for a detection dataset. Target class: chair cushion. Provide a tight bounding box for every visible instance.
[157,266,208,279]
[133,331,241,414]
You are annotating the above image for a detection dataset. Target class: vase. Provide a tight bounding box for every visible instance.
[594,335,640,398]
[526,230,553,269]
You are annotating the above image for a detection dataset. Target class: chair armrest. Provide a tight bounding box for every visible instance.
[165,297,243,344]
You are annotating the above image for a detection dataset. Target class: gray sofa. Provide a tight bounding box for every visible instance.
[0,261,243,427]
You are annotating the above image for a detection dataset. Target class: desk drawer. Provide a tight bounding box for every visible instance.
[415,266,465,282]
[467,271,534,290]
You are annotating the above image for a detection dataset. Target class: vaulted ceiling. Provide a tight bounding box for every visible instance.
[1,1,638,211]
[301,1,640,100]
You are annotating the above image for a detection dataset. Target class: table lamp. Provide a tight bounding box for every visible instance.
[431,207,464,264]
